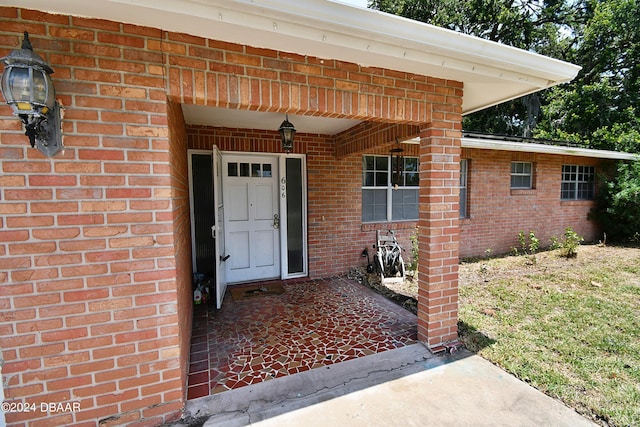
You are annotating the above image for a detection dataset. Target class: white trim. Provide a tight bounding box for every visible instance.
[279,154,308,280]
[9,0,580,114]
[462,137,638,160]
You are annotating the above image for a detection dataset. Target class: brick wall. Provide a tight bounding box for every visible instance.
[460,148,604,258]
[0,5,465,425]
[166,101,192,409]
[0,9,183,427]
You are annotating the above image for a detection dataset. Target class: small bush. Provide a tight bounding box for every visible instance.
[528,231,540,254]
[558,227,584,258]
[516,230,540,255]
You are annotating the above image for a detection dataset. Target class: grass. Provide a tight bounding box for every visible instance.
[458,244,640,427]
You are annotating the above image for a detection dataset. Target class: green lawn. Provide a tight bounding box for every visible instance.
[458,245,640,427]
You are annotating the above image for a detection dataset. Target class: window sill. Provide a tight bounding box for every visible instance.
[361,221,418,232]
[560,199,595,205]
[510,189,536,196]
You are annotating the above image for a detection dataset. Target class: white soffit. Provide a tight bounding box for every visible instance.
[5,0,581,114]
[462,137,638,161]
[183,105,360,134]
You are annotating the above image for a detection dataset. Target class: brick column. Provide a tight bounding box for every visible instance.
[417,125,461,349]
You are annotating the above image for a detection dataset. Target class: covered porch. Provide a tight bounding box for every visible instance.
[186,276,417,400]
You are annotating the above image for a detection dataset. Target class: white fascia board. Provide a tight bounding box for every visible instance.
[462,137,638,161]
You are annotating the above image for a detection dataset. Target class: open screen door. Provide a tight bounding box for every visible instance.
[212,146,227,308]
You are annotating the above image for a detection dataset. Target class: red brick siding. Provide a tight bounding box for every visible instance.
[169,40,438,123]
[0,9,180,427]
[166,101,192,406]
[0,6,465,425]
[460,148,604,258]
[417,121,462,347]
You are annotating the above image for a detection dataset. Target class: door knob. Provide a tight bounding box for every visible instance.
[273,213,280,229]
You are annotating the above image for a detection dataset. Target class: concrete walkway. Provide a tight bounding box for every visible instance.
[178,344,595,427]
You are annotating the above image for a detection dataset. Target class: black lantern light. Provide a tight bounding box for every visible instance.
[1,31,63,157]
[390,137,405,189]
[278,114,296,153]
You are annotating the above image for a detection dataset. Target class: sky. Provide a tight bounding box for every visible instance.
[333,0,368,8]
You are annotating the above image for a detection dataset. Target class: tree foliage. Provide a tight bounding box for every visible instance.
[371,0,590,137]
[538,0,640,151]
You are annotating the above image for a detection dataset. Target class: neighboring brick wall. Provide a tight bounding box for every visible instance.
[459,148,604,258]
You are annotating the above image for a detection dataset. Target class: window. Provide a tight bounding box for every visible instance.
[227,162,272,178]
[460,159,468,218]
[511,162,533,189]
[561,165,595,200]
[362,155,418,222]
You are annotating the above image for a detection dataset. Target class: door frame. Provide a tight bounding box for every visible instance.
[188,149,308,292]
[277,154,308,280]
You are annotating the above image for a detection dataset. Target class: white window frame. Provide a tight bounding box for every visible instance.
[561,165,596,200]
[511,161,533,189]
[362,155,419,223]
[460,159,468,218]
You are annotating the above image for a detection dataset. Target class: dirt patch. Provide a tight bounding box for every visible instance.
[354,244,640,315]
[348,268,418,314]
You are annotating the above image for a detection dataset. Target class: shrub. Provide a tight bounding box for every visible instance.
[590,160,640,242]
[558,227,584,258]
[516,230,540,255]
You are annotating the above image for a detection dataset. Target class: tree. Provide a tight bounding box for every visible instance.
[370,0,589,136]
[537,0,640,152]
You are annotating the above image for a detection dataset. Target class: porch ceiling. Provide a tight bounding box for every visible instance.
[182,105,361,135]
[9,0,581,115]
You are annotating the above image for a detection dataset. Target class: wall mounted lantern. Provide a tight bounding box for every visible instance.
[1,31,63,157]
[390,137,405,189]
[278,114,296,153]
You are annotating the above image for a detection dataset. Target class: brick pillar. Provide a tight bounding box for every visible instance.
[417,125,461,349]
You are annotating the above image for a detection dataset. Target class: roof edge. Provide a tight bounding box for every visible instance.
[462,137,638,161]
[5,0,580,85]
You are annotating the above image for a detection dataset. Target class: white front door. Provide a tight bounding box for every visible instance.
[223,155,280,283]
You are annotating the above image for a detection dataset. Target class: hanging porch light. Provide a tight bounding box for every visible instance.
[278,114,296,153]
[1,31,63,157]
[390,137,405,189]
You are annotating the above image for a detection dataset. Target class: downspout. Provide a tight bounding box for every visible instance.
[0,348,5,427]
